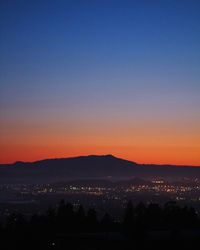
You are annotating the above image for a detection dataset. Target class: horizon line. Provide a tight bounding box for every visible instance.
[0,154,200,167]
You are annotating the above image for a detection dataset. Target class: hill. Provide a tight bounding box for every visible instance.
[0,155,200,183]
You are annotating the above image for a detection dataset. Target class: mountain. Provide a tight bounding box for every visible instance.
[0,154,200,184]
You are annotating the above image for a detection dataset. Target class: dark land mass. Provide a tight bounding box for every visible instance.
[1,155,200,249]
[0,155,200,183]
[1,199,200,250]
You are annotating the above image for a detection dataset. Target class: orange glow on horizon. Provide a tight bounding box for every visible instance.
[0,144,199,166]
[1,114,200,165]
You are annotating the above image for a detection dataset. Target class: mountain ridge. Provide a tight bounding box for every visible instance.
[0,154,200,184]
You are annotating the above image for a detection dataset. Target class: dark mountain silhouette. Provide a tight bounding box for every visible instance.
[0,154,200,183]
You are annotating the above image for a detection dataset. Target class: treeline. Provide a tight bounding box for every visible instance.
[0,200,200,249]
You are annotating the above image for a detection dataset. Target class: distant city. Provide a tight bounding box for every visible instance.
[1,177,200,220]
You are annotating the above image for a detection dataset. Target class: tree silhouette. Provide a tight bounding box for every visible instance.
[101,213,114,232]
[1,200,200,249]
[86,208,98,231]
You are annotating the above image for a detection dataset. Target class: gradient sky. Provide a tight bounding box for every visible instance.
[0,0,200,165]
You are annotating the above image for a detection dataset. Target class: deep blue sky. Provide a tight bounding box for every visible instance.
[0,0,200,164]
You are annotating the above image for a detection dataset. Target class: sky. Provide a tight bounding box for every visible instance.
[0,0,200,165]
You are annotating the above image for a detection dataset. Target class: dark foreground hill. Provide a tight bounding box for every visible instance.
[2,200,200,250]
[0,154,200,183]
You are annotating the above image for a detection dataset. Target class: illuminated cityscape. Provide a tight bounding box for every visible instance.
[1,179,200,219]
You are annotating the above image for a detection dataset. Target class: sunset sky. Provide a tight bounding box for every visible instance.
[0,0,200,165]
